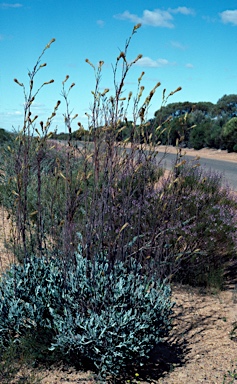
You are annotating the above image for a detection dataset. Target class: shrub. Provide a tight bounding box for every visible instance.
[0,128,12,145]
[0,252,174,379]
[1,25,182,264]
[189,122,209,149]
[154,160,237,286]
[106,156,237,287]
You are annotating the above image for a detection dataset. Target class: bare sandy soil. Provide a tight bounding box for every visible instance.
[158,145,237,163]
[0,147,236,383]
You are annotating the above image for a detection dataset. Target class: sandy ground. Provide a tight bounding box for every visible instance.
[122,142,237,163]
[158,145,237,163]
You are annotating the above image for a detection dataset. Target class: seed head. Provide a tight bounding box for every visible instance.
[138,71,145,83]
[49,38,56,44]
[132,54,143,64]
[133,23,142,31]
[31,115,38,123]
[169,86,182,96]
[101,88,109,96]
[62,75,69,84]
[163,88,166,99]
[55,100,61,109]
[45,38,56,49]
[139,107,145,120]
[128,91,133,101]
[13,78,23,86]
[117,52,126,61]
[44,79,54,85]
[85,58,95,69]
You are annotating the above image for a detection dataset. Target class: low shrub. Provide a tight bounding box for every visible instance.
[0,252,174,379]
[155,161,237,286]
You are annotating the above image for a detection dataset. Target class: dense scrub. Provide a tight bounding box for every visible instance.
[158,161,237,286]
[149,95,237,151]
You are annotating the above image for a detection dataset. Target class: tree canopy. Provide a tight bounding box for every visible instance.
[150,94,237,151]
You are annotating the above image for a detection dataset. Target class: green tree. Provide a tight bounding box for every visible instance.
[193,101,214,116]
[222,117,237,152]
[205,121,223,149]
[214,94,237,117]
[189,122,209,149]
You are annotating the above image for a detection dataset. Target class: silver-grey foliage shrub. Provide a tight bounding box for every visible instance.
[0,252,174,378]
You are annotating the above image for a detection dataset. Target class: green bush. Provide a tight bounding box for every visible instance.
[189,122,209,149]
[233,144,237,152]
[0,252,174,379]
[222,117,237,152]
[0,128,12,145]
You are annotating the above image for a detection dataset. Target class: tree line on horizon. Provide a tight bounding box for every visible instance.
[2,93,237,152]
[53,93,237,152]
[151,93,237,152]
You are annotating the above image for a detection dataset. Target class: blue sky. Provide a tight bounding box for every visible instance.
[1,1,237,132]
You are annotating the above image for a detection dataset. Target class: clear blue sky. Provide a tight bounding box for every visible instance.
[1,0,237,132]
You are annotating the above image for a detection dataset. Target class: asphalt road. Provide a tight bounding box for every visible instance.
[154,151,237,191]
[53,140,237,191]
